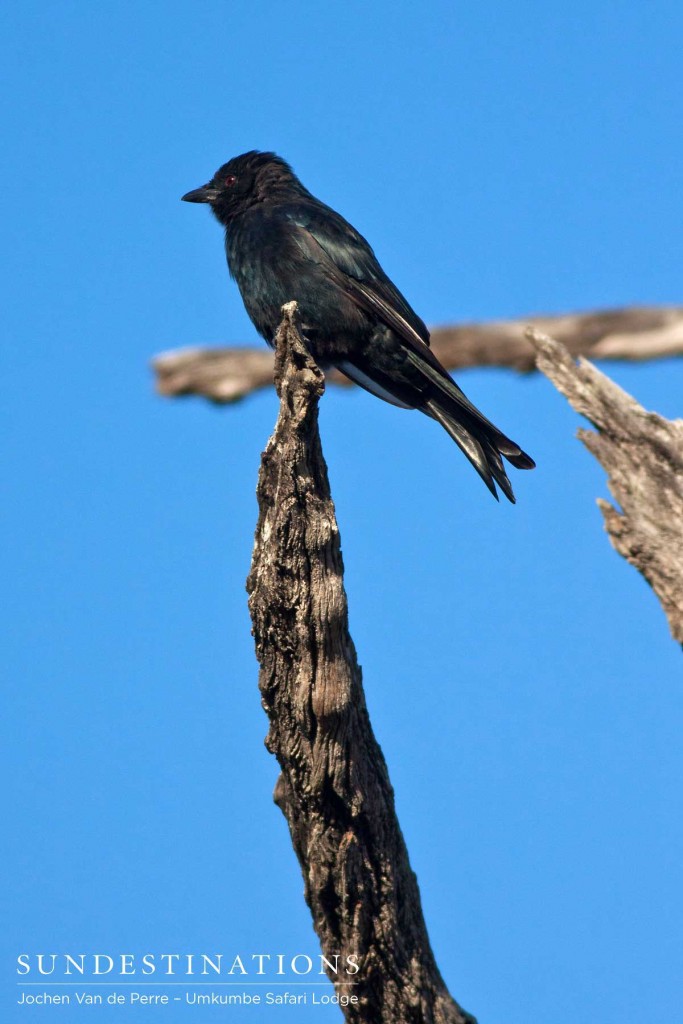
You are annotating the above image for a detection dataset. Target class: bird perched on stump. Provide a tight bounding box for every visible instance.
[182,151,535,502]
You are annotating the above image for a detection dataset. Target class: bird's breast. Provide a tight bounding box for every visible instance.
[225,215,302,341]
[224,210,370,357]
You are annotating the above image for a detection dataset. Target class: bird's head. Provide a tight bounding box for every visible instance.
[181,151,303,223]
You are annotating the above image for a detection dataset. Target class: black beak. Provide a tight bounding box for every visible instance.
[181,183,220,204]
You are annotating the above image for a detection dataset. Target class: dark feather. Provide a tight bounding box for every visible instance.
[183,150,535,502]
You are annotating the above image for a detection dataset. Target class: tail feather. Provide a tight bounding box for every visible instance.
[336,345,535,502]
[427,401,516,503]
[428,403,499,500]
[496,440,536,470]
[405,348,535,482]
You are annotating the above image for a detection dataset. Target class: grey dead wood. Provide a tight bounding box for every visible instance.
[246,303,476,1024]
[528,327,683,647]
[153,304,683,404]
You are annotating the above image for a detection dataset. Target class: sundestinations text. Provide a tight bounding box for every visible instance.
[17,953,360,978]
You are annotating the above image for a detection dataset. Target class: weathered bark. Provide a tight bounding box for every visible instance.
[154,304,683,404]
[246,303,476,1024]
[528,327,683,646]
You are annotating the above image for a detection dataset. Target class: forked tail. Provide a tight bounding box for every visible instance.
[426,398,535,503]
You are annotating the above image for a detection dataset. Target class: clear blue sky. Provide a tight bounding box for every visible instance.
[3,2,682,1022]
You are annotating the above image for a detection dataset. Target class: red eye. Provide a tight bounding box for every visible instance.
[224,175,237,187]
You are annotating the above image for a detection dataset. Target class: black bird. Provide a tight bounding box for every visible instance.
[182,151,534,502]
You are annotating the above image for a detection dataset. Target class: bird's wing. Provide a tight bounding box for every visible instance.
[284,202,533,468]
[283,202,432,350]
[285,203,481,403]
